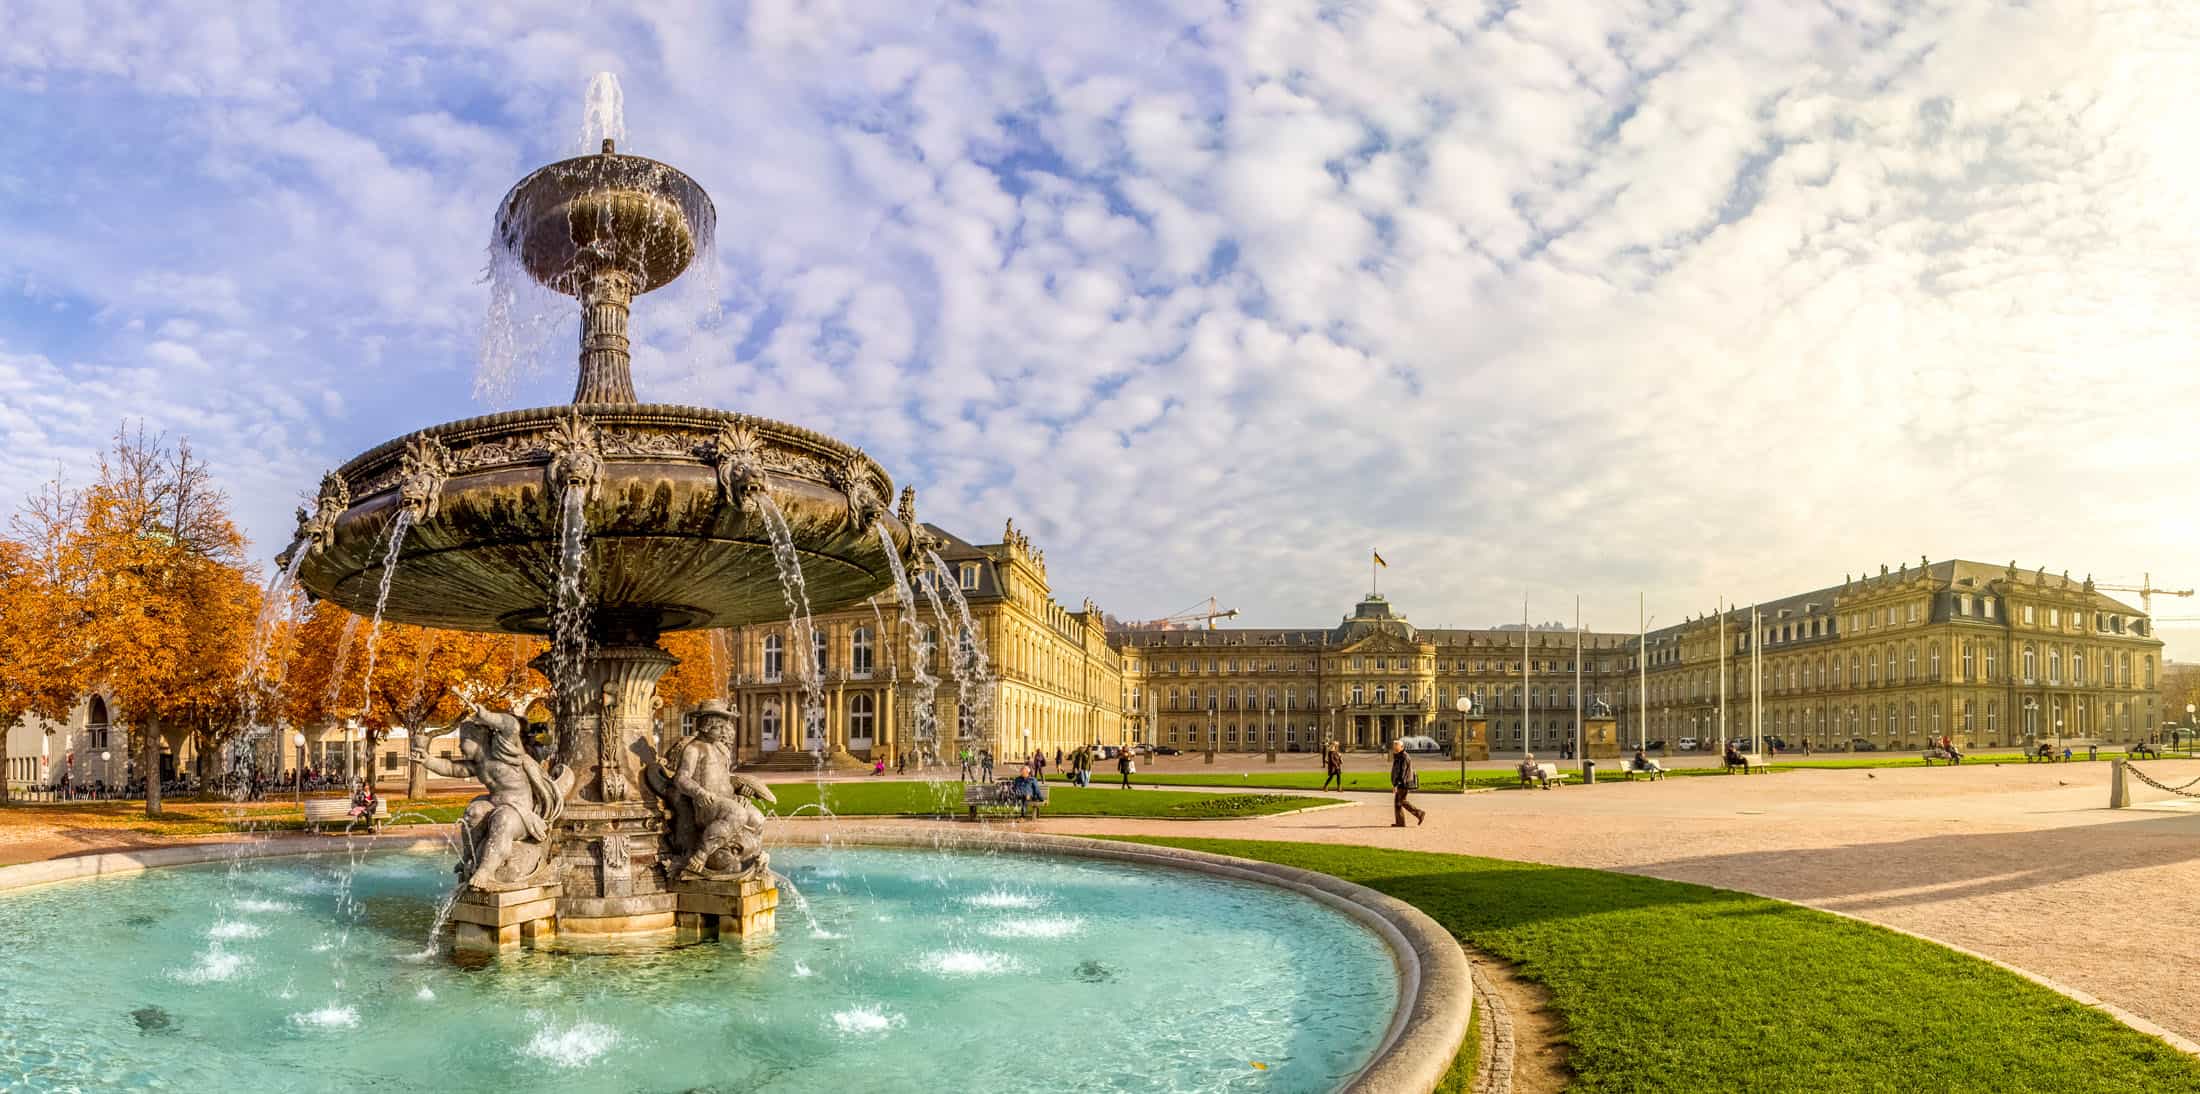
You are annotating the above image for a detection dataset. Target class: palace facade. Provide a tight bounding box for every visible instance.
[1113,559,2168,754]
[719,520,1123,766]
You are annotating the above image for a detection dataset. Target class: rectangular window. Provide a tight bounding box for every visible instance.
[2023,605,2035,625]
[959,562,979,589]
[2049,608,2061,628]
[1906,602,1917,623]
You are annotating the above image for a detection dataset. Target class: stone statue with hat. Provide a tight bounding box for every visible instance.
[647,699,778,881]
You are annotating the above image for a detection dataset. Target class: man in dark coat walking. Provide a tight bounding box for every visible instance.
[1389,739,1425,827]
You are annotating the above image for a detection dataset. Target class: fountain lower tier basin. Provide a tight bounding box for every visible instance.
[0,846,1400,1093]
[292,404,911,634]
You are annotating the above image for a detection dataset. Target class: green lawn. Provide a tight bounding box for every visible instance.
[1122,838,2200,1093]
[762,780,1339,819]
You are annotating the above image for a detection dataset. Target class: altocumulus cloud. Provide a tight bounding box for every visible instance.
[2,1,2198,643]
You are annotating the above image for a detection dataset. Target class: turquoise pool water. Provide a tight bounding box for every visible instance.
[0,846,1399,1092]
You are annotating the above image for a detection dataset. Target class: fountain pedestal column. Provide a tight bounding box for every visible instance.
[549,642,681,937]
[451,882,563,953]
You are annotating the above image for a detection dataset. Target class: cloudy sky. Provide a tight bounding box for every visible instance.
[3,1,2198,647]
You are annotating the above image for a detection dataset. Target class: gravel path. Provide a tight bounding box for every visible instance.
[1041,760,2200,1044]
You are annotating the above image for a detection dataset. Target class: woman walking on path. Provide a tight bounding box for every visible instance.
[1321,743,1344,792]
[1117,747,1135,789]
[1389,740,1425,827]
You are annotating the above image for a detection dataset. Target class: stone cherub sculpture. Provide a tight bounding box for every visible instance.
[646,699,778,882]
[410,702,573,891]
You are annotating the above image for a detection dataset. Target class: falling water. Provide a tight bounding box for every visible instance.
[913,557,974,752]
[754,496,826,757]
[578,71,627,153]
[356,511,417,721]
[875,527,940,762]
[323,615,362,712]
[930,548,1001,756]
[548,488,593,735]
[230,545,313,794]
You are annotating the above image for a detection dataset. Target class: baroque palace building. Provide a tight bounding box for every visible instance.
[1112,558,2168,755]
[719,520,1123,766]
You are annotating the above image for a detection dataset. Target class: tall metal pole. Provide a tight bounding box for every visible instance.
[1574,595,1584,773]
[1717,597,1728,757]
[1522,592,1531,756]
[1639,592,1649,750]
[1752,603,1763,760]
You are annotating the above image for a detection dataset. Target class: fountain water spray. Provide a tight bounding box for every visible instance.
[578,71,627,155]
[755,495,826,757]
[356,510,417,721]
[930,548,997,744]
[875,526,940,759]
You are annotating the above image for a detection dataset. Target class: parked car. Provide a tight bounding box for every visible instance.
[1643,740,1666,752]
[1849,738,1878,752]
[1677,737,1699,752]
[1152,745,1181,756]
[1098,745,1121,760]
[1398,735,1444,754]
[1766,736,1789,751]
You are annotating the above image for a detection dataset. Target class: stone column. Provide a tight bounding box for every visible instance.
[573,272,638,404]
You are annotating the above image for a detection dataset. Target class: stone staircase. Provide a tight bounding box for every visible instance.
[738,749,870,774]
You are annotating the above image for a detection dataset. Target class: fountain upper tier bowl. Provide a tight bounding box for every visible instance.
[497,150,714,295]
[289,403,914,635]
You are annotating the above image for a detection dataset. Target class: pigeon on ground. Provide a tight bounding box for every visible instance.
[1866,772,1876,779]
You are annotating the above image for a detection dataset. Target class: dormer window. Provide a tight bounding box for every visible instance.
[959,562,979,590]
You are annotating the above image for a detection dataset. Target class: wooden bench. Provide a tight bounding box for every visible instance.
[963,781,1043,820]
[303,797,388,830]
[1725,755,1772,774]
[1516,762,1570,789]
[1617,758,1667,781]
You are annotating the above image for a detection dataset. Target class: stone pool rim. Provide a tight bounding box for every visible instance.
[0,828,1472,1094]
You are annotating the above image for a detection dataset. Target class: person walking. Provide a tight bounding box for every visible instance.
[981,750,995,781]
[1320,742,1344,792]
[1389,739,1425,827]
[1117,746,1135,789]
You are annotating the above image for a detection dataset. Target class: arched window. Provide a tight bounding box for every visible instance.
[1884,647,1897,683]
[2047,647,2062,686]
[848,693,876,746]
[1905,643,1918,682]
[2121,652,2133,687]
[1887,702,1900,738]
[1962,642,1975,680]
[2022,644,2036,684]
[1929,701,1941,736]
[763,634,784,681]
[1868,706,1880,737]
[851,627,874,677]
[812,628,828,676]
[2073,649,2086,685]
[1868,653,1879,686]
[87,695,111,749]
[761,702,782,746]
[1986,700,1999,737]
[1928,645,1941,680]
[1906,701,1918,739]
[1985,645,1999,680]
[1963,699,1976,733]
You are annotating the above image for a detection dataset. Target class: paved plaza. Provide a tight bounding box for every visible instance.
[1042,759,2200,1046]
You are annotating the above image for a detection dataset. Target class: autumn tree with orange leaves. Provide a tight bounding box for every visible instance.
[58,427,259,818]
[0,483,91,802]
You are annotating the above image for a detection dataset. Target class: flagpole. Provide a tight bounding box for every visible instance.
[1718,596,1728,758]
[1574,594,1584,774]
[1638,592,1648,750]
[1752,603,1763,761]
[1522,592,1530,757]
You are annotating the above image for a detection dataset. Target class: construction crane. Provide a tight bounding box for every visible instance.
[1136,596,1240,631]
[2096,572,2194,618]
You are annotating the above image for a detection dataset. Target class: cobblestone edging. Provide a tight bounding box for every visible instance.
[1471,958,1514,1094]
[771,826,1477,1094]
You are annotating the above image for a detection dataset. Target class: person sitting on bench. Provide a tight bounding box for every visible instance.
[1007,766,1046,817]
[1517,752,1551,788]
[1632,747,1661,776]
[1723,742,1747,772]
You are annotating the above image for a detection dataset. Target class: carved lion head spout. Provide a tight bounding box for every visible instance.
[279,470,351,570]
[829,451,884,536]
[542,411,605,507]
[397,434,453,521]
[709,421,767,512]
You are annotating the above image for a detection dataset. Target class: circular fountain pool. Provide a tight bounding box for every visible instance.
[0,847,1400,1092]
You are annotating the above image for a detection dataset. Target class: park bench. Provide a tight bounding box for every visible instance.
[1517,762,1570,789]
[1617,757,1666,781]
[963,780,1043,820]
[302,797,388,831]
[1725,755,1772,774]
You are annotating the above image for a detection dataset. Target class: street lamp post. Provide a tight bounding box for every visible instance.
[1265,702,1278,764]
[1454,695,1475,790]
[2023,697,2038,755]
[1205,699,1217,765]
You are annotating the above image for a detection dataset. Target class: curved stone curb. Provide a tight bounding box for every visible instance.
[0,832,451,894]
[1470,958,1513,1094]
[770,825,1474,1094]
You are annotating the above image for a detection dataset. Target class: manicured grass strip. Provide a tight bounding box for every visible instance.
[0,794,477,836]
[766,780,1340,819]
[1121,838,2200,1094]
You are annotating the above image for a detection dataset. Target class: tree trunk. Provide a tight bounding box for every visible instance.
[405,724,428,801]
[142,712,163,818]
[0,720,11,804]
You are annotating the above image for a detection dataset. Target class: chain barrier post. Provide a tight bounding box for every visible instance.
[2111,757,2128,809]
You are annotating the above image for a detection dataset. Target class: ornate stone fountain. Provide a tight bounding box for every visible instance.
[286,137,926,951]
